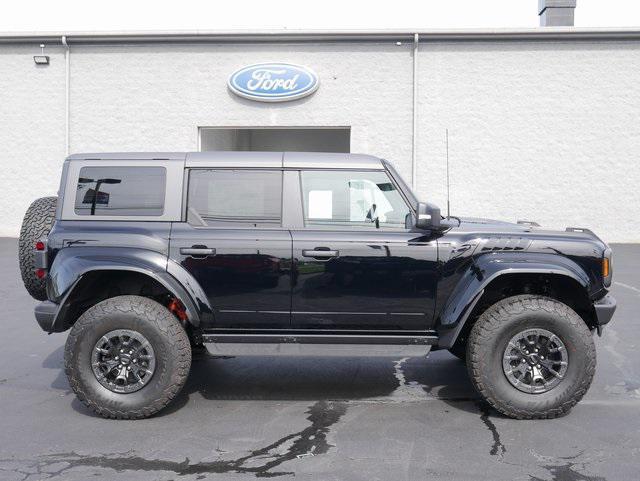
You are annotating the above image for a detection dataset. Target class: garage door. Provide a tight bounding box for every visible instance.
[199,127,350,153]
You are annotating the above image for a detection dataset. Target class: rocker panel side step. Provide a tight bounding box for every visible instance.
[201,333,437,357]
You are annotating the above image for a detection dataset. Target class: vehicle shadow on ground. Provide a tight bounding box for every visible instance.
[43,345,483,418]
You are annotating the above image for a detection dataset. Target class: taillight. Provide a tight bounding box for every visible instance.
[35,241,47,279]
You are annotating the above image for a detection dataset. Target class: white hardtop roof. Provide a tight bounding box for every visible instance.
[65,151,385,170]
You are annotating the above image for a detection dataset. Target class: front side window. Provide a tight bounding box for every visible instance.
[301,170,411,229]
[187,169,282,227]
[74,166,166,216]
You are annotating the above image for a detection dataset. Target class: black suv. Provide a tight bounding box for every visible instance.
[18,152,616,419]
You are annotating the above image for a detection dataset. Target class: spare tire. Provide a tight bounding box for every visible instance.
[19,196,57,300]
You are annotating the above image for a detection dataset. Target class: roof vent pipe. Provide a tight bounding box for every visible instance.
[61,35,70,156]
[539,0,577,26]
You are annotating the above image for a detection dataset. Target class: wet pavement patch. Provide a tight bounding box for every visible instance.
[476,401,506,457]
[529,462,607,481]
[1,400,346,479]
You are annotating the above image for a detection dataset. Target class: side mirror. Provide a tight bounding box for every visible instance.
[416,202,441,230]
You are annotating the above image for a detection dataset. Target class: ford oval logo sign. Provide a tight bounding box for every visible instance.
[228,63,319,102]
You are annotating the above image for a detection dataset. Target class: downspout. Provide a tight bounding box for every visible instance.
[411,33,419,191]
[61,36,70,156]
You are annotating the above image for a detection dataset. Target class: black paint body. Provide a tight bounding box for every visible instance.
[40,152,614,347]
[289,230,438,331]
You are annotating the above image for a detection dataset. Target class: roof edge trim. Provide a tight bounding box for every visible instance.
[2,27,640,45]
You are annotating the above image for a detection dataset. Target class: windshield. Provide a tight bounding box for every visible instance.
[382,160,417,209]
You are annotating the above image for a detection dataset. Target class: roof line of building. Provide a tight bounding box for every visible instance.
[1,27,640,44]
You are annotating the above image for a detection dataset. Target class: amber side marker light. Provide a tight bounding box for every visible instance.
[602,257,610,278]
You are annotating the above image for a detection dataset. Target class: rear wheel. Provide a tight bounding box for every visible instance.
[64,295,191,419]
[18,196,57,300]
[467,295,596,419]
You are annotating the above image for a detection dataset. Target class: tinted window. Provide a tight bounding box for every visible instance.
[74,166,166,216]
[301,170,411,229]
[187,169,282,227]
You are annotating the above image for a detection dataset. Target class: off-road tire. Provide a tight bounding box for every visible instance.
[18,196,57,300]
[467,295,596,419]
[64,295,191,419]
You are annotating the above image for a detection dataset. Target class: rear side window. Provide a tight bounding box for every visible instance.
[187,169,282,227]
[74,166,166,216]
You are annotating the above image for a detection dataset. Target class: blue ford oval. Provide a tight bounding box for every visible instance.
[228,63,319,102]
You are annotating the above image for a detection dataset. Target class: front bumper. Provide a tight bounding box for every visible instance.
[34,301,57,332]
[594,294,616,328]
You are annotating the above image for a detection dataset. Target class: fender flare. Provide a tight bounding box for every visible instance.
[47,247,212,332]
[436,252,591,349]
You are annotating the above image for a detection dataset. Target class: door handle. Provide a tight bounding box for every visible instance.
[180,246,216,258]
[302,249,339,259]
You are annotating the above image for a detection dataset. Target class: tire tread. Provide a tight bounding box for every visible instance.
[18,196,57,300]
[467,294,596,420]
[64,295,191,419]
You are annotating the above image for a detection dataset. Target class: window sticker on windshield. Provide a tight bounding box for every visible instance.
[308,190,333,219]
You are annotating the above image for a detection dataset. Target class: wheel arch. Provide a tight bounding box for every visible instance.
[47,247,212,332]
[437,254,596,349]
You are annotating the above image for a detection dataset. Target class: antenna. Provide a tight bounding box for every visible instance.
[446,128,451,218]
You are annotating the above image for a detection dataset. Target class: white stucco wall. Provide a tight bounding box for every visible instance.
[0,38,638,241]
[68,42,414,172]
[0,45,66,236]
[416,40,640,243]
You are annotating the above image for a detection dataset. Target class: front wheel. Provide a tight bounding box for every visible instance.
[467,295,596,419]
[64,295,191,419]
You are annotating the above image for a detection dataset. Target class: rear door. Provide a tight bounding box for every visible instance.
[288,166,439,332]
[169,166,292,330]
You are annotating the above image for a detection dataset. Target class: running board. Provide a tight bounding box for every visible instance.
[201,334,437,357]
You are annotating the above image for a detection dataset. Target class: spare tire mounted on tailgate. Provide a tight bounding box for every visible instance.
[19,196,57,301]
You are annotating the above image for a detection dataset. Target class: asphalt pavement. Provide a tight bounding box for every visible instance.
[0,237,639,480]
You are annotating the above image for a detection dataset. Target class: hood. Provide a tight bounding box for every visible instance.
[451,216,606,247]
[454,216,531,232]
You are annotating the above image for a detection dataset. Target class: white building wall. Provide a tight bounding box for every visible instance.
[68,42,414,175]
[0,46,66,237]
[417,41,640,242]
[0,38,639,241]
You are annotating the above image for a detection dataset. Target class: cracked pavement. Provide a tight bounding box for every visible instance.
[0,238,639,480]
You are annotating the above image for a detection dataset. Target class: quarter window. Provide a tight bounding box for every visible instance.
[74,166,166,216]
[300,170,411,229]
[187,169,282,227]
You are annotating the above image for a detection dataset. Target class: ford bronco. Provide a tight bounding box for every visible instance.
[19,152,616,419]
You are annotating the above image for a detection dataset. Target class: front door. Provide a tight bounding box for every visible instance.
[169,168,292,330]
[290,168,439,331]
